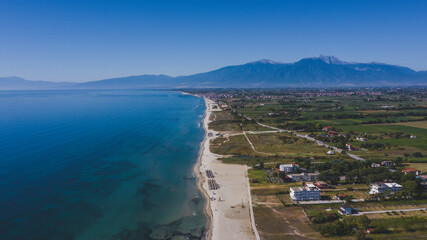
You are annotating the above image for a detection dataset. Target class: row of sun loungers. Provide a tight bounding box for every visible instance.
[205,170,215,178]
[208,179,220,190]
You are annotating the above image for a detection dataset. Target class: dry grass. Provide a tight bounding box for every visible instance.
[357,203,427,212]
[394,120,427,129]
[253,206,318,240]
[246,133,329,157]
[404,163,427,173]
[210,135,254,156]
[367,209,427,219]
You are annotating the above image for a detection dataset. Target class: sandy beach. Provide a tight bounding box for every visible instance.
[195,97,257,240]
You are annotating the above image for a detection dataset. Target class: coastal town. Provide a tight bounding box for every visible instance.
[193,88,427,240]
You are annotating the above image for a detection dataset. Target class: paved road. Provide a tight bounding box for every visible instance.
[257,121,366,161]
[233,105,365,161]
[353,208,427,215]
[297,200,344,205]
[245,165,261,240]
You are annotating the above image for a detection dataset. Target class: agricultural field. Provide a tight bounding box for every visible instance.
[395,120,427,129]
[190,88,427,239]
[246,132,333,157]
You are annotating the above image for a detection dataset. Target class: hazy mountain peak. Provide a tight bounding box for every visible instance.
[250,59,284,64]
[2,56,426,89]
[316,55,347,65]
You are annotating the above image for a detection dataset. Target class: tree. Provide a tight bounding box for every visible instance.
[372,225,389,234]
[357,215,371,230]
[318,171,340,185]
[413,152,423,157]
[344,195,353,203]
[403,181,418,199]
[356,230,367,240]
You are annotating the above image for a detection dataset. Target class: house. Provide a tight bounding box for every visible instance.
[315,181,329,189]
[356,137,367,142]
[338,204,353,215]
[416,175,427,181]
[371,163,381,168]
[322,126,333,131]
[279,164,298,173]
[328,131,338,136]
[381,161,393,167]
[410,134,417,139]
[416,175,427,188]
[346,143,354,151]
[290,183,321,201]
[287,172,319,182]
[402,168,421,175]
[369,182,402,195]
[336,193,348,200]
[366,228,375,234]
[326,150,335,155]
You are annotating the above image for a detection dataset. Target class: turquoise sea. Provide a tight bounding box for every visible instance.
[0,90,207,240]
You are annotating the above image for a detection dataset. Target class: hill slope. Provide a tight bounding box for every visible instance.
[0,77,74,90]
[1,56,426,89]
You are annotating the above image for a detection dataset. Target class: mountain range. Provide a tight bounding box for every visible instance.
[1,55,426,89]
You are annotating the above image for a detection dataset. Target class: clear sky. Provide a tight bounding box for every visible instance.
[1,0,426,82]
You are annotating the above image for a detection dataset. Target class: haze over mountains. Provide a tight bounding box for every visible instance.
[2,55,426,89]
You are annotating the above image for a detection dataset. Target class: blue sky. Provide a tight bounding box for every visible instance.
[1,0,426,82]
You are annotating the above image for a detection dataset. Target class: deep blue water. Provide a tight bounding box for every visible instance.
[0,90,207,240]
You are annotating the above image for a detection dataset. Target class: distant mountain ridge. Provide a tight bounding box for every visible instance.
[1,55,426,89]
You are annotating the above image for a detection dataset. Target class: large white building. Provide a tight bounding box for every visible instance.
[290,183,321,201]
[369,182,402,195]
[279,164,298,173]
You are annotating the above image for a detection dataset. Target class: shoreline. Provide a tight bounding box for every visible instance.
[193,94,257,240]
[194,96,213,240]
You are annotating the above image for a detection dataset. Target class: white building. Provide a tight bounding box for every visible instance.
[290,183,321,201]
[371,163,381,168]
[369,182,402,195]
[287,173,319,182]
[381,161,393,167]
[279,164,298,173]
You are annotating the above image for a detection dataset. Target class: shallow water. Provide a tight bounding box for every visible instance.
[0,90,207,240]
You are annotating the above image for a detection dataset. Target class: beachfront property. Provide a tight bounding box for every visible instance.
[369,182,402,195]
[338,204,353,215]
[287,172,319,182]
[402,168,421,175]
[290,183,321,201]
[279,163,298,173]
